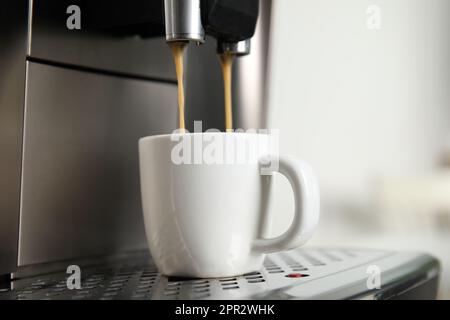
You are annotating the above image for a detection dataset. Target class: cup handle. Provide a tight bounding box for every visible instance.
[252,155,320,254]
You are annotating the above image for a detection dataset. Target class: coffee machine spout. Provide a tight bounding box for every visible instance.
[164,0,205,44]
[217,39,251,56]
[164,0,258,54]
[201,0,259,55]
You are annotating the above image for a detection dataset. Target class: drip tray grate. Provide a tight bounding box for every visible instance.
[0,248,438,300]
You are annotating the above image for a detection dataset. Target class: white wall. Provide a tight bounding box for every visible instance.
[266,0,450,235]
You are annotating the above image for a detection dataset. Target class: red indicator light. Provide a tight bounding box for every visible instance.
[285,273,309,278]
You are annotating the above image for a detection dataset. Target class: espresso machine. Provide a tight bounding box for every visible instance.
[0,0,440,300]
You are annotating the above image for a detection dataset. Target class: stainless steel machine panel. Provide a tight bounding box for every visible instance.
[18,62,177,266]
[0,0,29,275]
[29,0,175,81]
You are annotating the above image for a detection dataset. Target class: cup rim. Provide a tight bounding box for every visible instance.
[139,132,269,144]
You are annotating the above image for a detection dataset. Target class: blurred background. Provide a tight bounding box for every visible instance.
[264,0,450,299]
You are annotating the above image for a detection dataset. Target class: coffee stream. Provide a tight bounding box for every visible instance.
[170,42,236,133]
[169,42,187,132]
[219,53,234,132]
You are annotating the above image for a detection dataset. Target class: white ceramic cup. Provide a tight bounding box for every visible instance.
[139,132,319,278]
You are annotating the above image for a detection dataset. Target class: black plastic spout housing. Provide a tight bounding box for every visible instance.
[201,0,259,43]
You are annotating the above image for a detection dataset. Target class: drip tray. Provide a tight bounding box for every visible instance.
[0,248,440,300]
